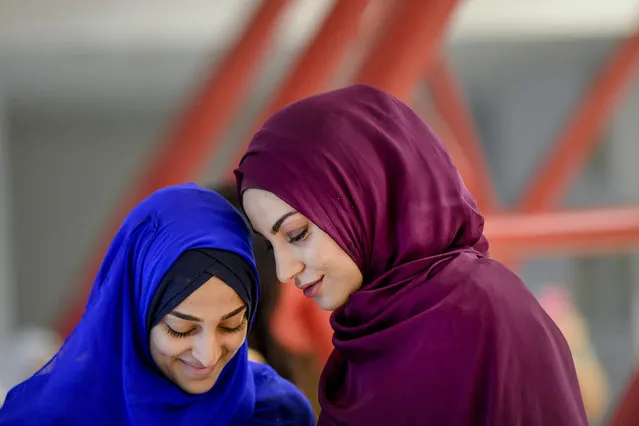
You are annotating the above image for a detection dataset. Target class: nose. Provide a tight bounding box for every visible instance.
[191,333,221,367]
[273,244,304,283]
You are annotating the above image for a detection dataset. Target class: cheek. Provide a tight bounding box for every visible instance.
[309,240,344,274]
[221,331,248,356]
[295,238,328,272]
[313,240,362,289]
[150,332,189,359]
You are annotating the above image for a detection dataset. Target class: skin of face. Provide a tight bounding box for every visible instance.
[242,189,363,311]
[149,276,248,394]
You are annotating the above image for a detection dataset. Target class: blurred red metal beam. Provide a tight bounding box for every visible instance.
[331,0,403,87]
[353,0,460,102]
[57,0,289,337]
[224,0,371,177]
[415,99,475,196]
[519,27,639,212]
[427,59,499,212]
[255,0,371,116]
[484,205,639,256]
[607,364,639,426]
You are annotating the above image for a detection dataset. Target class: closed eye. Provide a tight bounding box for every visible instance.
[219,321,247,334]
[164,324,195,339]
[287,228,309,243]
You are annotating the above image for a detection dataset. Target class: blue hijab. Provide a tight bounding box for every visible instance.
[0,183,314,426]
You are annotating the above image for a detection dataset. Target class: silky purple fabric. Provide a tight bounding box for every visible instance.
[235,85,587,425]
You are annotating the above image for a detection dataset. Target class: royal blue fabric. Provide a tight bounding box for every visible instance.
[0,183,314,426]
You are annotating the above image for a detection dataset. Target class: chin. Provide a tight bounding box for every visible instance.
[178,379,217,395]
[315,294,346,312]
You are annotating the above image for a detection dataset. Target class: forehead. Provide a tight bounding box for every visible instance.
[242,189,295,229]
[176,276,243,317]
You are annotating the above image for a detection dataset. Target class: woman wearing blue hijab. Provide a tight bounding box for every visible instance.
[0,183,314,425]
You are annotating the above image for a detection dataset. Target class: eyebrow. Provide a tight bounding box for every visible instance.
[271,211,298,234]
[169,305,247,323]
[221,305,247,320]
[169,311,202,323]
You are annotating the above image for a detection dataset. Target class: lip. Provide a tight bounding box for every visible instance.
[297,276,324,298]
[180,360,215,377]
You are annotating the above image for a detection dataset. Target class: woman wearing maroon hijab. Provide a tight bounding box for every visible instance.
[235,84,587,425]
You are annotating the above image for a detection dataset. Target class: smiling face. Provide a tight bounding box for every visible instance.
[149,276,248,394]
[242,188,362,311]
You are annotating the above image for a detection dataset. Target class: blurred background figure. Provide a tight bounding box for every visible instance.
[538,285,611,424]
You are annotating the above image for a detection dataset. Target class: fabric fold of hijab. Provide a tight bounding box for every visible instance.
[0,184,267,426]
[235,85,587,425]
[147,248,257,332]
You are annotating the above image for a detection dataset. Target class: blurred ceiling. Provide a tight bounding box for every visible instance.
[0,0,637,50]
[0,0,636,105]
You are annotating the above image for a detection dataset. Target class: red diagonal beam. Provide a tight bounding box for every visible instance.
[520,27,639,212]
[331,0,403,88]
[493,29,639,424]
[512,26,639,426]
[57,0,290,337]
[227,0,460,177]
[353,0,460,102]
[122,0,288,199]
[427,59,499,212]
[484,205,639,256]
[224,0,372,177]
[498,27,639,270]
[415,98,475,196]
[254,0,371,117]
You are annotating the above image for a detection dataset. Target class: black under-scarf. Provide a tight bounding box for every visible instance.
[147,248,257,333]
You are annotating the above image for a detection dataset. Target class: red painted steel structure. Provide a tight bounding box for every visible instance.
[330,0,403,88]
[224,0,372,177]
[253,0,372,116]
[484,206,639,256]
[427,59,500,212]
[58,0,290,336]
[353,0,460,102]
[415,100,475,191]
[519,27,639,212]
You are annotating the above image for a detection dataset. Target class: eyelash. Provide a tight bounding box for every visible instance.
[164,321,247,338]
[263,227,310,252]
[287,228,309,244]
[165,324,194,339]
[220,321,247,334]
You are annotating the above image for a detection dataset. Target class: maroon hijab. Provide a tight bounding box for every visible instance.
[235,85,587,425]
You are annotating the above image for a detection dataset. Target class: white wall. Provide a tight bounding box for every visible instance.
[0,96,15,347]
